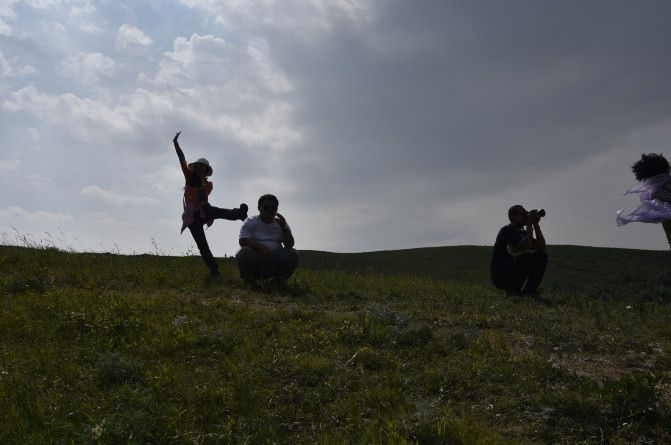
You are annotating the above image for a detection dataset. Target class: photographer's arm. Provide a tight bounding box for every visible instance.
[507,225,534,256]
[533,222,546,251]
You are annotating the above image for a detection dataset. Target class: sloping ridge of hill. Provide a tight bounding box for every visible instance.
[300,244,668,292]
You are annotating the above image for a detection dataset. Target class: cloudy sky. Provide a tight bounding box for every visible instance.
[1,0,671,256]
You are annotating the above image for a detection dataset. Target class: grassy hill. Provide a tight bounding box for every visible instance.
[0,244,670,444]
[300,245,669,293]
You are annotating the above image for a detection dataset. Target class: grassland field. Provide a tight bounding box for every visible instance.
[0,244,670,444]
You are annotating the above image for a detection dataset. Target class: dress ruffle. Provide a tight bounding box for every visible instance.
[181,200,214,233]
[616,174,671,225]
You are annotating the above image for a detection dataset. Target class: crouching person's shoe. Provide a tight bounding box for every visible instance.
[526,288,552,305]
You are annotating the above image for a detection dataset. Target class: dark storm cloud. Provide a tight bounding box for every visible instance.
[263,1,671,204]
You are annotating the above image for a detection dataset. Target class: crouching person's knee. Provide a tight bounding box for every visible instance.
[236,247,258,280]
[236,246,257,263]
[534,250,548,263]
[276,248,299,279]
[286,248,299,267]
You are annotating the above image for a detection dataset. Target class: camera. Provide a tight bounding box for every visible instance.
[527,209,546,223]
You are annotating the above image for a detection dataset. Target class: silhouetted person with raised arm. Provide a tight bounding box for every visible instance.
[236,194,299,286]
[173,131,247,277]
[617,153,671,249]
[491,205,547,298]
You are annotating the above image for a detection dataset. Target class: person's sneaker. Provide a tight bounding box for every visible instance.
[238,203,248,221]
[242,275,258,288]
[525,288,552,305]
[523,287,542,297]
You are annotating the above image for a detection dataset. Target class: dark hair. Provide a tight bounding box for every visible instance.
[258,194,279,207]
[632,153,670,181]
[508,204,525,222]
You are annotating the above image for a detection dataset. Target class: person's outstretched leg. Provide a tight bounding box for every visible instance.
[205,203,247,221]
[663,220,671,250]
[188,222,219,276]
[521,251,548,295]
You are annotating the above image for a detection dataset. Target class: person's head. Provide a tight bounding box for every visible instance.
[188,158,212,181]
[632,153,670,181]
[258,194,279,222]
[508,204,528,225]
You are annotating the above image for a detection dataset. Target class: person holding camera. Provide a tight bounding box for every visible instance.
[235,194,299,286]
[490,205,548,298]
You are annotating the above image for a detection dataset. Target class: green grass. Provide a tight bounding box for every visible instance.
[0,244,670,444]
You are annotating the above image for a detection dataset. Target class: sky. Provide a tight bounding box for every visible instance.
[1,0,671,256]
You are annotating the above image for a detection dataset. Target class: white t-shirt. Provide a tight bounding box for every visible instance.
[239,215,290,250]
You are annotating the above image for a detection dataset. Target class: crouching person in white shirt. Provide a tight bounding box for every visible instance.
[236,194,299,286]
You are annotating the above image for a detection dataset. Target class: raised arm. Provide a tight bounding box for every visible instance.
[275,213,295,248]
[173,131,190,179]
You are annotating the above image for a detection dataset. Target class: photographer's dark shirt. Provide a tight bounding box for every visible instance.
[490,224,526,274]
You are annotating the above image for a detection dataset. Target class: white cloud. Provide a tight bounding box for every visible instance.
[0,18,10,35]
[3,86,135,142]
[0,0,61,36]
[0,159,20,177]
[0,1,16,35]
[0,206,73,223]
[68,0,98,32]
[151,33,300,150]
[61,52,117,86]
[26,173,51,187]
[21,0,60,8]
[0,49,38,77]
[0,50,10,76]
[117,24,153,49]
[80,185,159,206]
[178,0,374,33]
[17,64,37,75]
[5,32,300,150]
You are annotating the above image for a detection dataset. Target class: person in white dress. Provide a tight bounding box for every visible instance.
[616,153,671,249]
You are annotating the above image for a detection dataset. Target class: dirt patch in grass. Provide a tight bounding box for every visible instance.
[548,353,642,381]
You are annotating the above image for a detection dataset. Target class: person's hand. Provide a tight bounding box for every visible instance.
[173,131,181,143]
[275,213,287,229]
